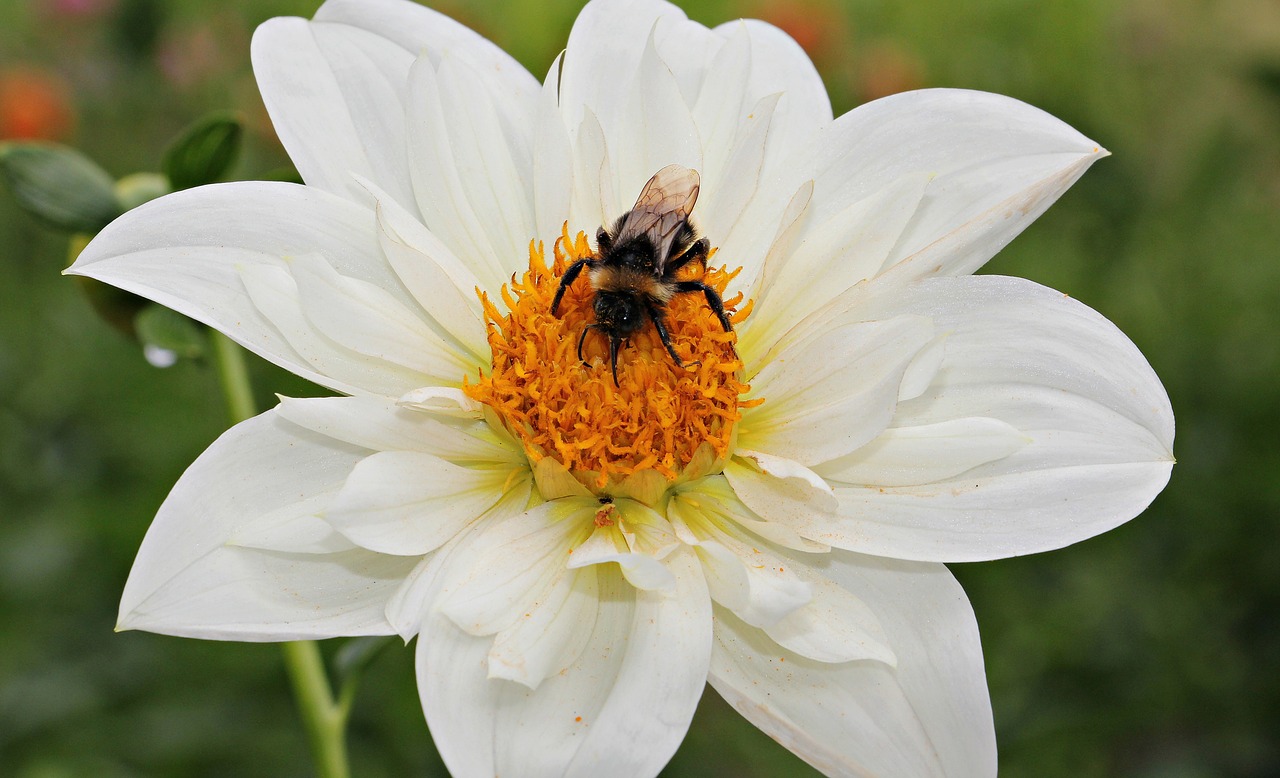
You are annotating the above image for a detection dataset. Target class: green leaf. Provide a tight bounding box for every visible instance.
[133,304,206,363]
[0,142,122,233]
[162,112,244,191]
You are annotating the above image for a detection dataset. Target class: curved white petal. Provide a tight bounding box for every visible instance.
[252,17,416,211]
[488,565,599,689]
[227,492,351,554]
[419,546,712,778]
[560,0,701,140]
[723,458,837,532]
[813,275,1175,561]
[742,173,930,363]
[313,0,539,114]
[238,262,432,395]
[818,417,1031,488]
[254,0,538,216]
[384,484,532,641]
[799,88,1105,283]
[709,553,995,777]
[374,204,489,363]
[740,315,936,465]
[275,395,518,465]
[117,409,417,640]
[65,182,425,398]
[671,483,892,665]
[533,53,575,245]
[696,19,831,277]
[607,28,703,210]
[406,53,536,293]
[325,451,529,556]
[439,500,594,637]
[288,253,475,381]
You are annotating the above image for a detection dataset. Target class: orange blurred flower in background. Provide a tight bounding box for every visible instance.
[0,67,75,141]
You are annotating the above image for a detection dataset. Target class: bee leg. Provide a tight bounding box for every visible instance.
[647,303,699,369]
[577,323,598,364]
[551,258,596,316]
[667,237,710,274]
[674,280,734,333]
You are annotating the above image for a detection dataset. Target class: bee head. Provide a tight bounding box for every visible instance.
[593,290,645,336]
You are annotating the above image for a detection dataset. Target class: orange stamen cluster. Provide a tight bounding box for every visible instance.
[464,224,759,488]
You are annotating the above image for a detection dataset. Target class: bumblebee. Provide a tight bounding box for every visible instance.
[550,164,733,384]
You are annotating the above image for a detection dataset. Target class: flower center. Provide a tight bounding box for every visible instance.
[463,225,759,490]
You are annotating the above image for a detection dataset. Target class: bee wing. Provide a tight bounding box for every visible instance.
[615,164,700,271]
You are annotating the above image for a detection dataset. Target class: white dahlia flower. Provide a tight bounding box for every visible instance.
[67,0,1175,775]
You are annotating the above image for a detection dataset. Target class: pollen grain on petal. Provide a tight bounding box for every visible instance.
[464,224,754,491]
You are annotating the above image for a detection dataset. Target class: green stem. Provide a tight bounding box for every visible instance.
[208,331,352,778]
[210,330,256,424]
[282,641,353,778]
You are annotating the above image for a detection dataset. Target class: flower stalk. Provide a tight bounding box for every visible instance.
[209,330,352,778]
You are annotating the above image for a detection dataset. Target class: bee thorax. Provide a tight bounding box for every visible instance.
[589,266,672,302]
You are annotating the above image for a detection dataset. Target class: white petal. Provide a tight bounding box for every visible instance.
[817,417,1031,487]
[396,386,484,417]
[372,203,487,362]
[288,254,475,382]
[384,484,532,641]
[488,566,599,689]
[227,492,353,554]
[65,182,421,398]
[325,451,528,556]
[439,500,594,637]
[362,176,485,295]
[560,0,695,138]
[608,27,703,208]
[817,275,1175,561]
[673,476,827,552]
[568,108,619,231]
[251,17,416,211]
[419,548,712,778]
[692,539,811,629]
[533,53,575,244]
[742,173,930,362]
[275,395,518,464]
[694,18,831,277]
[803,88,1105,281]
[764,576,897,666]
[672,483,892,664]
[711,18,832,143]
[709,553,994,777]
[690,21,754,199]
[698,91,781,246]
[117,409,417,639]
[566,527,676,592]
[723,458,837,530]
[238,263,429,396]
[405,54,533,294]
[313,0,538,116]
[740,315,936,465]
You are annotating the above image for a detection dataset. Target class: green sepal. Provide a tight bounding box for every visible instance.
[162,111,244,191]
[115,172,170,211]
[0,142,123,233]
[134,304,206,362]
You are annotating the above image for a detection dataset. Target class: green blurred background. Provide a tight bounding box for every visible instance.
[2,0,1277,775]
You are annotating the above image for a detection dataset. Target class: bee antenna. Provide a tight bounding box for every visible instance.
[609,335,622,387]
